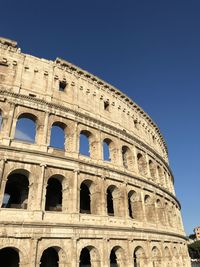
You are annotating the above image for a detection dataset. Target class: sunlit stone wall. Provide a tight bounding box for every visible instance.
[0,37,191,267]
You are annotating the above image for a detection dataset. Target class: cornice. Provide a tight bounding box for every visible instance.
[0,221,187,241]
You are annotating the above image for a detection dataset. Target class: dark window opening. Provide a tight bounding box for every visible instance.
[45,178,62,211]
[50,124,65,150]
[2,173,29,209]
[110,249,118,267]
[122,146,128,168]
[107,188,114,216]
[104,101,109,111]
[0,248,19,267]
[80,182,91,214]
[14,115,36,143]
[40,247,59,267]
[80,131,90,157]
[103,139,111,161]
[59,80,67,92]
[128,194,133,218]
[79,248,91,267]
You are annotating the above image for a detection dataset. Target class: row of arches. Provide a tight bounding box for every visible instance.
[0,244,188,267]
[1,169,182,229]
[0,111,173,192]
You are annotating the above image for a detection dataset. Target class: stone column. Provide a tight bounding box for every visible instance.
[73,169,79,213]
[34,163,46,211]
[29,238,39,267]
[101,176,107,216]
[123,182,129,218]
[3,102,16,145]
[39,111,49,151]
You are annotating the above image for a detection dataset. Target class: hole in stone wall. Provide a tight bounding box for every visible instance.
[59,80,67,92]
[45,178,62,211]
[79,247,91,267]
[80,131,90,157]
[14,114,36,143]
[0,247,19,267]
[103,139,111,161]
[110,249,117,267]
[2,173,29,209]
[50,123,65,150]
[104,101,109,111]
[40,247,59,267]
[80,182,91,214]
[107,187,114,216]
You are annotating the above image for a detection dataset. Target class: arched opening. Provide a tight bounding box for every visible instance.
[128,191,136,219]
[40,247,59,267]
[152,246,161,267]
[110,249,118,267]
[14,114,36,143]
[149,160,156,179]
[110,246,125,267]
[157,166,164,185]
[107,186,115,216]
[137,153,147,176]
[50,123,66,150]
[79,247,91,267]
[164,247,171,267]
[144,195,155,223]
[45,177,62,211]
[0,247,19,267]
[103,139,111,161]
[2,172,29,209]
[122,146,131,169]
[80,181,91,214]
[80,131,90,157]
[133,246,146,267]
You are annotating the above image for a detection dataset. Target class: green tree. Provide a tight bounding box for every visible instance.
[188,240,200,259]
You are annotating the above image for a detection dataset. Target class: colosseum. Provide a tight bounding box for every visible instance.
[0,37,191,267]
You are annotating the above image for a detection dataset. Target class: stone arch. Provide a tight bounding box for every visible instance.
[144,194,156,223]
[0,244,28,267]
[172,246,181,267]
[103,138,116,163]
[39,246,67,267]
[80,179,93,214]
[2,169,30,209]
[106,185,122,217]
[79,245,100,267]
[164,246,171,267]
[155,198,165,225]
[0,247,19,267]
[14,112,37,143]
[149,160,156,180]
[137,153,147,176]
[128,190,140,219]
[133,246,147,267]
[122,145,134,170]
[157,165,164,185]
[151,246,162,267]
[79,130,91,157]
[50,121,67,150]
[45,176,63,211]
[110,246,126,267]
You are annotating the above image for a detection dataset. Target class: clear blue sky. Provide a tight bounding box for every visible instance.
[1,0,200,235]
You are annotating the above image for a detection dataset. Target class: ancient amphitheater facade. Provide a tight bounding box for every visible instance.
[0,37,191,267]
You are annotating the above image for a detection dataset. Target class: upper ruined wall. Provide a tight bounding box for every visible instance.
[0,37,168,162]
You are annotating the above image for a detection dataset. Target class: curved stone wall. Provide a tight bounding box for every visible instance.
[0,37,190,267]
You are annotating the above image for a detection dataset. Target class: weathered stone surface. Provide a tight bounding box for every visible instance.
[0,37,191,266]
